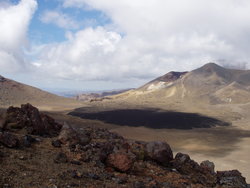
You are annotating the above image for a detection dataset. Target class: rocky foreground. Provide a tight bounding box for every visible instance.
[0,104,249,188]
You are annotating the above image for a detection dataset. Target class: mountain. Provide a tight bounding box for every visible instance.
[62,63,250,181]
[75,89,132,101]
[112,63,250,105]
[0,75,81,110]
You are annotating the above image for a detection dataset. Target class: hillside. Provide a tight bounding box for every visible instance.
[0,75,82,110]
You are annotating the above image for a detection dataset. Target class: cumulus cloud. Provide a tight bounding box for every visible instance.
[33,27,122,80]
[32,0,250,83]
[0,0,37,73]
[40,10,79,29]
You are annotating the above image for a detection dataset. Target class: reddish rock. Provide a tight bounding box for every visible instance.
[217,170,247,188]
[5,103,62,136]
[0,131,19,148]
[106,152,135,172]
[145,141,173,166]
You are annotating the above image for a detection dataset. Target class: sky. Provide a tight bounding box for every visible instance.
[1,0,250,92]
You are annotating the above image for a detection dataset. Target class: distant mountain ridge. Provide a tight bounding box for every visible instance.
[0,75,80,110]
[75,89,132,101]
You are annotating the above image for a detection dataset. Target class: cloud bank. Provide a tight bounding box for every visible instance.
[34,0,250,82]
[0,0,37,73]
[2,0,250,88]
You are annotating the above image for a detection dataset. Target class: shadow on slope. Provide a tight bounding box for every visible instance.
[68,109,230,129]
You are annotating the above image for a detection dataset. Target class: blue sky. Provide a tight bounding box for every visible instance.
[28,0,111,44]
[1,0,250,92]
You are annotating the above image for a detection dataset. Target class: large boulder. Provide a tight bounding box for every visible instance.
[200,160,215,174]
[106,152,135,172]
[145,141,173,166]
[173,153,200,174]
[216,170,247,188]
[0,131,19,148]
[4,103,62,136]
[58,122,90,146]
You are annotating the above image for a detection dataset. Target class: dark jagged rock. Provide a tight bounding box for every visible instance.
[200,160,215,174]
[58,123,90,146]
[173,153,217,186]
[145,141,173,166]
[4,103,62,136]
[0,131,19,148]
[217,170,247,188]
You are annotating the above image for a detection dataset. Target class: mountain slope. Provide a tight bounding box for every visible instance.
[112,63,250,105]
[0,75,81,110]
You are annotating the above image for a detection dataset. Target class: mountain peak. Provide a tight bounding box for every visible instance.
[203,62,220,67]
[199,62,223,70]
[193,62,226,75]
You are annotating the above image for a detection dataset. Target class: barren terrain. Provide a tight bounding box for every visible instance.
[1,63,250,184]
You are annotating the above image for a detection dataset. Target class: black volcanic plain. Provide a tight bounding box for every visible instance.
[69,109,230,129]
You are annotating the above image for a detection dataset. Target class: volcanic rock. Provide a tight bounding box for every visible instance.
[58,123,90,146]
[106,152,135,172]
[217,170,247,188]
[173,153,200,174]
[0,131,19,148]
[4,103,62,136]
[200,160,215,174]
[145,141,173,166]
[173,152,217,186]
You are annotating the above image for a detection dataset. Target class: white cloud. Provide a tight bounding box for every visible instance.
[29,0,250,85]
[60,0,250,73]
[33,27,123,80]
[40,10,79,29]
[32,0,250,83]
[0,0,37,73]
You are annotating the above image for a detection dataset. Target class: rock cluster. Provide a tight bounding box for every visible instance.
[0,104,248,188]
[2,103,62,136]
[50,124,248,187]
